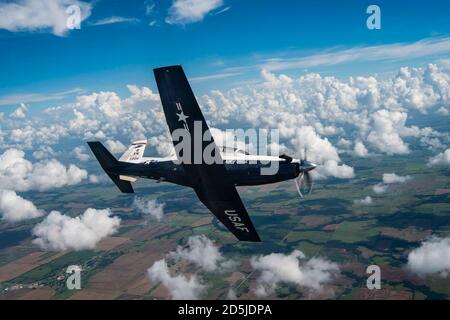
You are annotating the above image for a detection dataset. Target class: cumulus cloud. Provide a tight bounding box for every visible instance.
[32,208,120,251]
[366,110,410,155]
[147,259,206,299]
[72,146,90,162]
[133,197,165,221]
[292,126,354,179]
[169,235,235,272]
[373,183,388,194]
[88,174,109,184]
[250,250,339,297]
[9,124,68,148]
[105,139,127,154]
[314,160,354,180]
[166,0,223,25]
[0,189,45,222]
[1,63,449,174]
[428,149,450,167]
[354,141,369,157]
[354,196,373,205]
[407,237,450,277]
[382,173,411,184]
[32,146,56,160]
[0,148,88,192]
[372,173,411,195]
[10,104,28,119]
[0,0,92,36]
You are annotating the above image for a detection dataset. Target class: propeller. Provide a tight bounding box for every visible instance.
[294,148,314,198]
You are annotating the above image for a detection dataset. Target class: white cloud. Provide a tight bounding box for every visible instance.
[133,197,165,221]
[428,149,450,167]
[88,174,109,184]
[227,288,237,300]
[366,110,410,155]
[92,16,139,26]
[373,183,388,194]
[72,146,90,162]
[0,88,84,106]
[32,208,120,251]
[105,139,126,154]
[407,237,450,277]
[372,173,411,195]
[147,259,206,299]
[32,146,55,160]
[10,104,28,119]
[251,37,450,72]
[0,189,44,222]
[169,235,234,272]
[250,250,339,297]
[314,160,354,180]
[382,173,411,184]
[166,0,223,25]
[354,196,373,205]
[0,149,87,192]
[293,126,339,164]
[190,72,242,82]
[436,107,449,116]
[1,63,449,175]
[292,127,354,179]
[0,0,92,36]
[354,141,369,157]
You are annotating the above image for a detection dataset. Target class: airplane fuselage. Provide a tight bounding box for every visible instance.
[111,156,301,188]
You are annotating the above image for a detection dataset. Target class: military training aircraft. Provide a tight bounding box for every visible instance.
[88,65,316,242]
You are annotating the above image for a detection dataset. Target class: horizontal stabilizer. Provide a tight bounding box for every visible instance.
[107,173,134,193]
[119,175,137,182]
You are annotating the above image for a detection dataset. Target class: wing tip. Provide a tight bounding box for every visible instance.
[153,65,183,74]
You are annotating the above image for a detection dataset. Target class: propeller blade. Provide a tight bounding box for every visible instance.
[305,172,313,195]
[294,173,304,198]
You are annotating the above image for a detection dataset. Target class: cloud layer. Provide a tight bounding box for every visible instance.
[32,208,121,251]
[0,189,44,222]
[407,237,450,277]
[169,235,234,272]
[0,148,88,192]
[0,0,92,36]
[250,250,339,297]
[147,259,206,299]
[166,0,223,25]
[133,197,165,221]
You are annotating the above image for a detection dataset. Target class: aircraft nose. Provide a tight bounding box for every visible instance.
[299,161,317,172]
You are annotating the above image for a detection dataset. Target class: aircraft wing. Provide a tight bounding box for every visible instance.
[154,65,261,242]
[193,182,261,242]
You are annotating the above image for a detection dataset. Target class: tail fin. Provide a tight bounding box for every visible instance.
[87,141,134,193]
[119,140,147,163]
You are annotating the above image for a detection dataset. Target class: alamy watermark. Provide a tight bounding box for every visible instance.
[164,122,282,176]
[367,5,381,30]
[366,264,381,290]
[66,265,82,290]
[66,5,82,30]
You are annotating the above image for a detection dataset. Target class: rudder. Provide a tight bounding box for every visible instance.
[87,141,134,193]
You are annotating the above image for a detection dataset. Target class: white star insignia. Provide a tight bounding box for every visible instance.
[176,111,189,123]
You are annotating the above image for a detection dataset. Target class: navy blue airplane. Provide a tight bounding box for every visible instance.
[88,66,316,242]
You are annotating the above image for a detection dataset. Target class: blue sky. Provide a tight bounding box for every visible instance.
[1,0,450,111]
